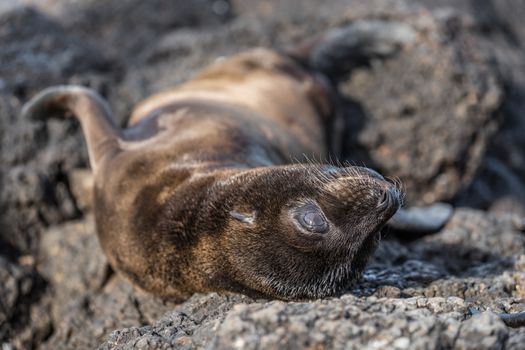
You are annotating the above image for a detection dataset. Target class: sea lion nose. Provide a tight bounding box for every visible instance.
[377,187,400,210]
[378,190,389,208]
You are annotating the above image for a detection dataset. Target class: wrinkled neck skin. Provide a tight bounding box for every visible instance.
[93,49,397,301]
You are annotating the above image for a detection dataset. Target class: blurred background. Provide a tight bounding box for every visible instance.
[1,0,525,348]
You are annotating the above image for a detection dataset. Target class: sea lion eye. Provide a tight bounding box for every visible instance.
[294,204,329,233]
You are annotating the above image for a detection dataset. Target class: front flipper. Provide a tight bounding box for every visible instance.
[286,20,417,78]
[387,202,454,236]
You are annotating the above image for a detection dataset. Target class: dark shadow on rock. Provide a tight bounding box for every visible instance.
[407,241,513,278]
[338,95,381,171]
[453,0,525,215]
[0,239,22,262]
[349,241,514,298]
[470,0,522,48]
[0,257,51,348]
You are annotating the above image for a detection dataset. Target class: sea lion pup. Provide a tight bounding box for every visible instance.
[22,20,444,301]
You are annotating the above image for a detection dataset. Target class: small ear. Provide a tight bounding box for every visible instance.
[230,210,256,225]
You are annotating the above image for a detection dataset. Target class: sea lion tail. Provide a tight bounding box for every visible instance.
[21,85,122,173]
[286,20,417,79]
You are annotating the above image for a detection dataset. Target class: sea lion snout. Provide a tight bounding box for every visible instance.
[377,186,402,215]
[321,166,402,209]
[366,177,403,220]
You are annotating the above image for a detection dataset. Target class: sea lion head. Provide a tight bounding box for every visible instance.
[204,164,402,300]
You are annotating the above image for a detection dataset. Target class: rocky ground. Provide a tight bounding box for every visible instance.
[1,0,525,349]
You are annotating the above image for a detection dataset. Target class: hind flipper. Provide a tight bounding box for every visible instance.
[22,85,122,173]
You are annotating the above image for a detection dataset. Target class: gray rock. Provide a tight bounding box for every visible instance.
[0,5,109,93]
[99,294,525,350]
[338,7,502,205]
[455,313,509,350]
[96,208,525,349]
[455,0,525,216]
[388,202,454,235]
[34,216,176,349]
[0,256,50,348]
[0,4,109,256]
[1,1,525,349]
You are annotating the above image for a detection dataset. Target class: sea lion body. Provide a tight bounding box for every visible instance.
[23,23,419,301]
[94,48,396,300]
